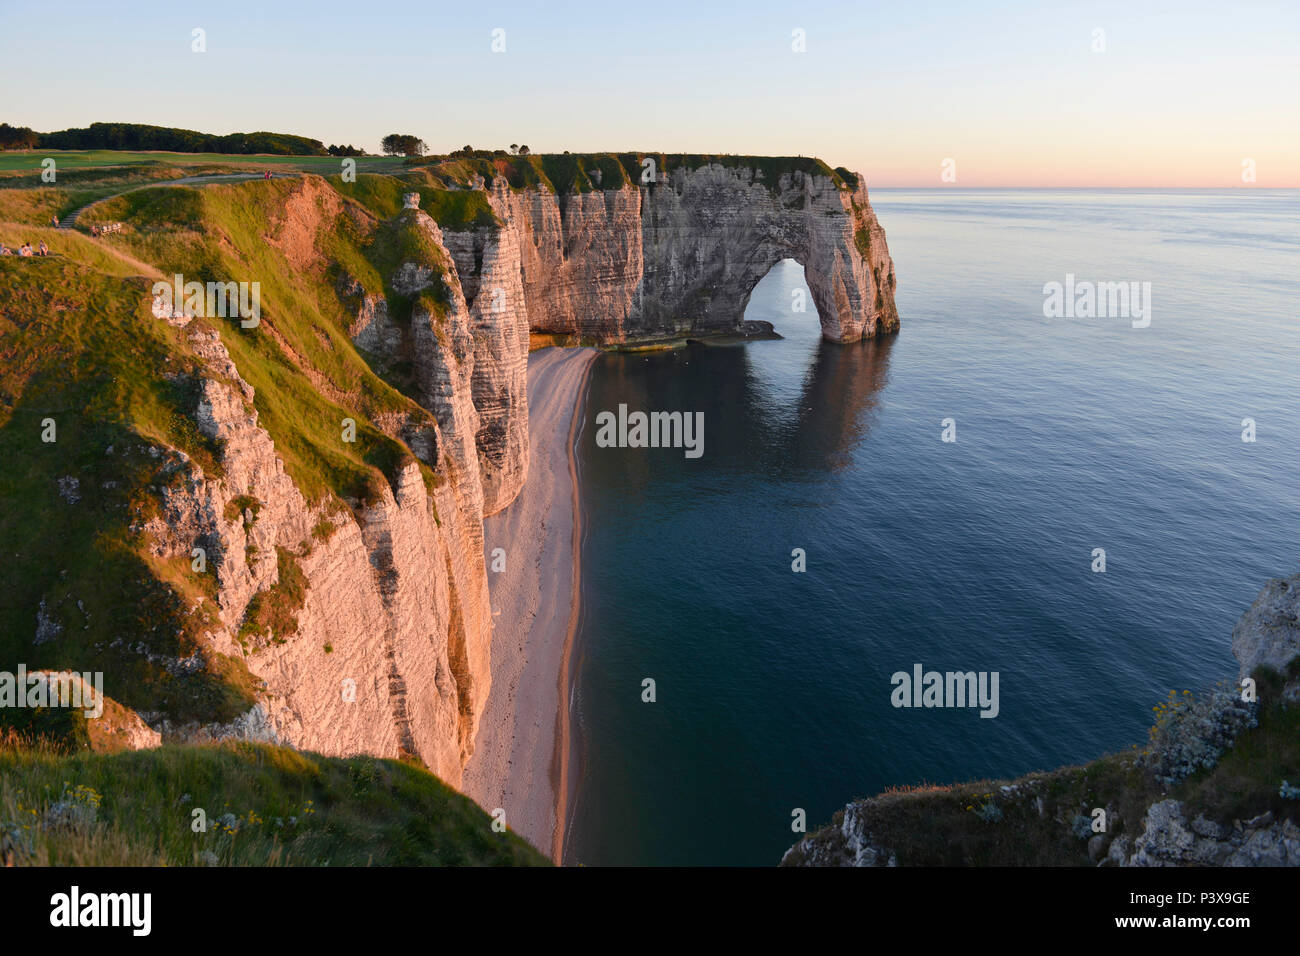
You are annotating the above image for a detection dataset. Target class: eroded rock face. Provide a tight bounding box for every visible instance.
[144,323,491,787]
[636,167,897,342]
[379,164,898,514]
[24,672,162,752]
[495,182,644,341]
[469,164,897,344]
[1120,800,1300,867]
[133,165,896,788]
[781,803,897,867]
[439,184,531,515]
[1232,573,1300,682]
[433,164,897,509]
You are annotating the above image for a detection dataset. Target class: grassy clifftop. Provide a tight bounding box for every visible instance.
[412,151,855,195]
[0,739,548,866]
[0,254,260,724]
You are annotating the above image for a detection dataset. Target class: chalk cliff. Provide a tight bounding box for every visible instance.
[437,187,532,516]
[142,320,491,787]
[432,154,898,509]
[438,157,898,347]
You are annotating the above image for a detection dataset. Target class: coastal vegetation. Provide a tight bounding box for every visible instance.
[409,151,857,195]
[380,134,427,157]
[0,737,549,866]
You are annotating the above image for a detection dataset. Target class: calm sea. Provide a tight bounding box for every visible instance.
[565,189,1300,866]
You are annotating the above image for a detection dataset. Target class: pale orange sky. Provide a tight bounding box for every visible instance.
[2,0,1297,187]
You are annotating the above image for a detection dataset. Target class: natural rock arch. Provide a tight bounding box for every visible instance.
[633,164,898,343]
[447,160,899,349]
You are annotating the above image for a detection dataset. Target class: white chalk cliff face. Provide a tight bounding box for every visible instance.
[436,163,898,502]
[438,183,532,517]
[144,319,491,787]
[635,167,898,342]
[452,164,898,345]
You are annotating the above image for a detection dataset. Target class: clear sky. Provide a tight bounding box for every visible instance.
[2,0,1296,186]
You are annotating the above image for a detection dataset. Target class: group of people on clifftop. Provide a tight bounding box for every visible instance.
[0,240,48,257]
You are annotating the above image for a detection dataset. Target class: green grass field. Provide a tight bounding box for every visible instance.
[0,149,409,175]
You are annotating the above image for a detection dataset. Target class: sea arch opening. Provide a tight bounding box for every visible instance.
[741,257,825,344]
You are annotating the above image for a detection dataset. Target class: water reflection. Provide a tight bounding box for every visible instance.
[581,334,895,488]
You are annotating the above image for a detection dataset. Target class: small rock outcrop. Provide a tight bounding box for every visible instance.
[1232,573,1300,682]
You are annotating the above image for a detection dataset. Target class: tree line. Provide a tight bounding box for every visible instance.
[0,122,364,156]
[0,122,539,160]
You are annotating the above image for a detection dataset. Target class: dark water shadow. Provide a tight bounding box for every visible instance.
[581,334,896,490]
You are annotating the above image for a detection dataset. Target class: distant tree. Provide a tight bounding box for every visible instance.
[509,143,518,154]
[381,134,426,157]
[328,143,364,156]
[517,144,530,155]
[0,122,39,150]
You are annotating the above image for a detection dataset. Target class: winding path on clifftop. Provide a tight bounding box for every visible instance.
[58,171,301,230]
[461,346,598,863]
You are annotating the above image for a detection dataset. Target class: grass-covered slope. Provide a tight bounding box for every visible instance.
[0,164,224,226]
[328,170,499,231]
[0,739,549,866]
[73,175,439,504]
[0,150,407,176]
[0,255,259,724]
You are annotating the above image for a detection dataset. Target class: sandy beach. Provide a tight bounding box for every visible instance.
[461,346,597,863]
